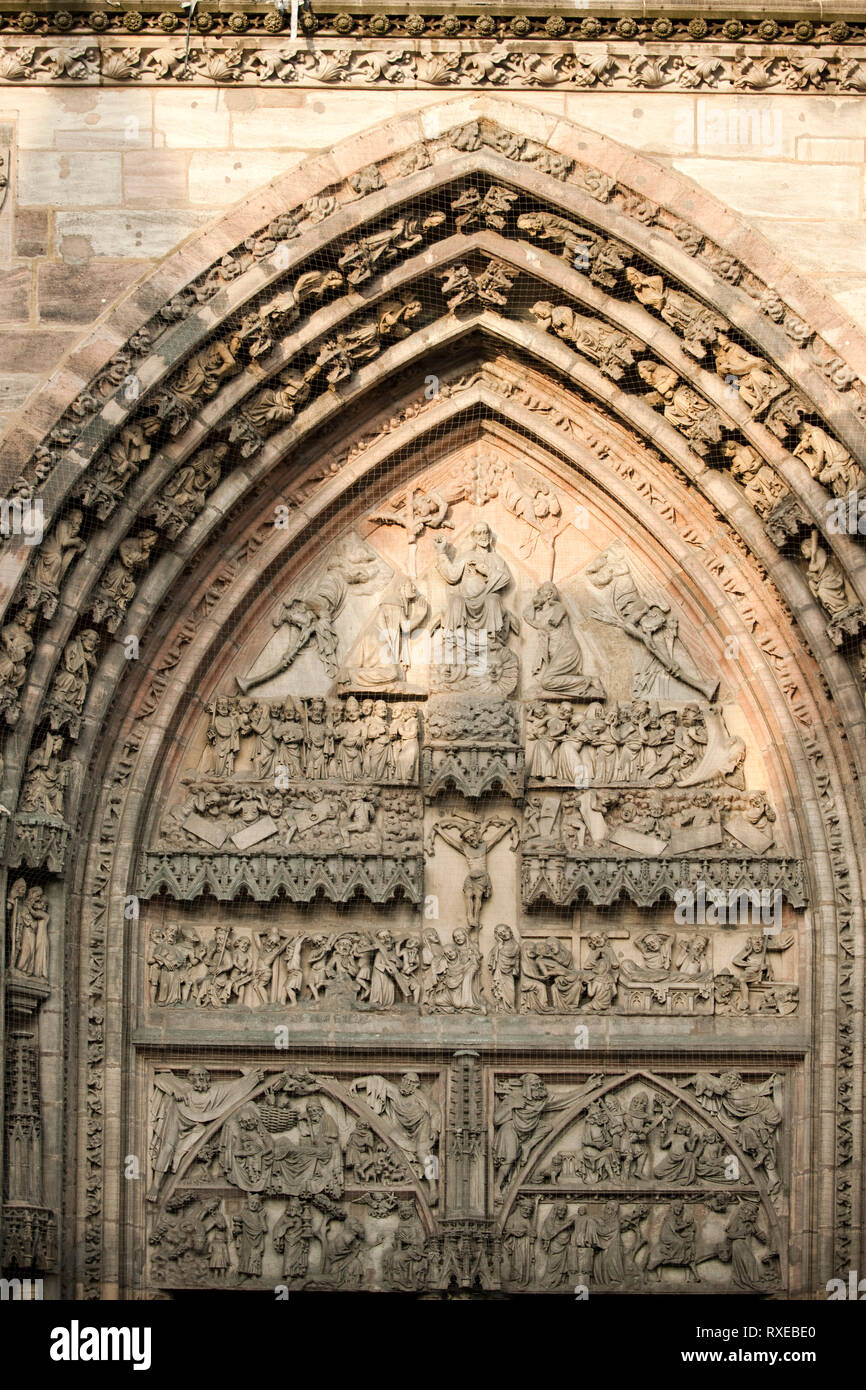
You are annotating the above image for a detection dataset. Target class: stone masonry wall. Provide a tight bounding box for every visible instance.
[1,84,866,440]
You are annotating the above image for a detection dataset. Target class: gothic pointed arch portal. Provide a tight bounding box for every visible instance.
[1,97,864,1299]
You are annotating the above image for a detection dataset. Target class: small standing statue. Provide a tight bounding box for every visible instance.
[488,924,521,1012]
[233,1194,268,1282]
[7,878,50,978]
[801,527,857,618]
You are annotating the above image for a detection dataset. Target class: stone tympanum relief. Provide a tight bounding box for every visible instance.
[145,1064,443,1292]
[144,1060,786,1294]
[494,1068,786,1293]
[137,448,802,1048]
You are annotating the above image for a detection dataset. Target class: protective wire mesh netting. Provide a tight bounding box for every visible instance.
[1,152,811,1296]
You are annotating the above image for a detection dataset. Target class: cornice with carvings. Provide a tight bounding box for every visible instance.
[4,34,866,90]
[1,6,864,46]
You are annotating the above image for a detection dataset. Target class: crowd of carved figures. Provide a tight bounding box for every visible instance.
[526,786,777,857]
[143,1063,782,1292]
[147,920,797,1017]
[158,783,422,856]
[492,1071,783,1200]
[150,1188,438,1292]
[527,700,719,785]
[150,1185,777,1293]
[503,1196,779,1291]
[197,695,422,785]
[147,1066,440,1204]
[162,692,762,803]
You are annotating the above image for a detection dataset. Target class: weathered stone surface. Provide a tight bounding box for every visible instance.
[54,209,211,260]
[0,327,78,372]
[0,266,31,323]
[14,207,51,259]
[37,259,146,323]
[17,152,124,208]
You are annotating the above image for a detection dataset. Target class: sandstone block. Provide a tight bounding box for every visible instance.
[55,210,211,260]
[14,206,51,259]
[17,152,123,208]
[38,260,147,324]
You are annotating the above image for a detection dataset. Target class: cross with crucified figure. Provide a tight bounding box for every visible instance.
[426,814,519,930]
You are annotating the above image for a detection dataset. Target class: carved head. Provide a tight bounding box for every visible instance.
[400,1072,420,1096]
[531,300,553,328]
[188,1066,211,1092]
[494,924,513,943]
[523,1073,547,1102]
[639,606,667,635]
[470,522,492,550]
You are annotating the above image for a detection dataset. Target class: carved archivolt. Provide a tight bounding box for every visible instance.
[0,100,863,1297]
